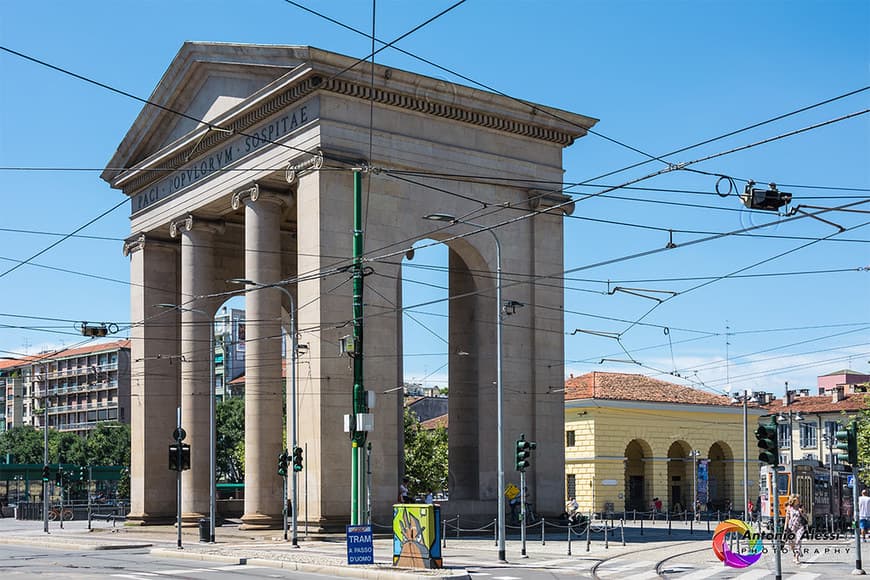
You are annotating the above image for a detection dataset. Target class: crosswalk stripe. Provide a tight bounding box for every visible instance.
[676,566,727,580]
[790,573,819,579]
[596,560,651,575]
[619,571,659,580]
[732,569,771,580]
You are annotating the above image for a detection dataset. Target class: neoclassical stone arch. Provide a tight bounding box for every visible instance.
[707,440,734,510]
[624,439,653,512]
[105,42,596,528]
[666,440,691,511]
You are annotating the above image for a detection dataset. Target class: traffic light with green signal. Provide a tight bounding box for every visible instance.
[835,421,858,467]
[515,433,537,472]
[277,450,289,476]
[755,420,779,466]
[292,446,304,472]
[42,465,50,481]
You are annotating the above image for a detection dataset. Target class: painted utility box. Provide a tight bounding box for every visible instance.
[392,504,442,568]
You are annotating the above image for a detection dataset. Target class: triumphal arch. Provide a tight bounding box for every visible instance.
[102,42,596,528]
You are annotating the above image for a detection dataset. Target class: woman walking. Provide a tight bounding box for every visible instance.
[785,496,808,564]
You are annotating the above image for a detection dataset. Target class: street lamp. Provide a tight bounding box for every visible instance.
[731,390,758,515]
[157,303,216,545]
[777,409,803,494]
[422,213,511,563]
[228,278,299,547]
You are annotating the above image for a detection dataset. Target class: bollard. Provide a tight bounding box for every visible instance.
[690,516,694,535]
[633,509,636,523]
[707,513,711,533]
[442,519,447,548]
[542,517,546,546]
[668,516,672,536]
[586,518,591,552]
[605,522,609,549]
[568,523,573,556]
[457,515,461,539]
[640,517,644,536]
[494,518,498,546]
[621,518,626,546]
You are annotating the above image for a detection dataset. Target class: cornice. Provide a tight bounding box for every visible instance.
[116,74,585,197]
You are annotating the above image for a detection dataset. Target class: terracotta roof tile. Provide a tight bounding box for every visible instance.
[420,414,448,430]
[763,393,868,414]
[565,372,732,406]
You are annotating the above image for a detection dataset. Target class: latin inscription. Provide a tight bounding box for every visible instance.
[131,99,318,214]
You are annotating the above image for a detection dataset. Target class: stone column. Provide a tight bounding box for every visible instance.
[170,215,220,521]
[235,185,285,529]
[124,234,180,524]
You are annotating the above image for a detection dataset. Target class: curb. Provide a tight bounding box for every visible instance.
[150,548,471,579]
[0,535,153,551]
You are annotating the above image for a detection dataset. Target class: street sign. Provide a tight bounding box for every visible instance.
[847,475,854,489]
[346,524,374,565]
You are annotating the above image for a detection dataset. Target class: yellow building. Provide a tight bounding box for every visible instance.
[564,372,766,515]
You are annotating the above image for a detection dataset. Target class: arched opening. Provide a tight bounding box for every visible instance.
[400,235,488,504]
[624,439,653,511]
[667,440,691,512]
[707,441,734,510]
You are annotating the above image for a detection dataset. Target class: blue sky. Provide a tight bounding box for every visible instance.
[1,1,867,398]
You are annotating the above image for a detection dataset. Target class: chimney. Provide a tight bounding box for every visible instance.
[783,389,795,406]
[832,385,845,403]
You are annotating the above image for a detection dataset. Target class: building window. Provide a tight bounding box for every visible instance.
[566,430,575,447]
[777,423,791,448]
[566,474,576,500]
[799,423,817,448]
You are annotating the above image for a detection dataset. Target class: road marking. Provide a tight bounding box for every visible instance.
[731,569,770,579]
[676,566,727,579]
[491,576,521,580]
[620,571,660,580]
[152,569,213,575]
[597,560,652,575]
[790,573,820,579]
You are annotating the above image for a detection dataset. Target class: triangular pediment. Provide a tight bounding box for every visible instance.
[103,42,311,184]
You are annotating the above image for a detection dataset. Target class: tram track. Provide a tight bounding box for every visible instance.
[589,540,707,580]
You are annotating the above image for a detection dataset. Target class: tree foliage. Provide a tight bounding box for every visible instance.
[216,397,245,482]
[403,407,448,497]
[856,395,870,478]
[0,422,129,467]
[0,425,44,463]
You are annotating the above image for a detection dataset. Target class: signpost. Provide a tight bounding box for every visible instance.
[347,524,374,565]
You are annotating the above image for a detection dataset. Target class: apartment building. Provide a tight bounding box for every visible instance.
[1,340,131,433]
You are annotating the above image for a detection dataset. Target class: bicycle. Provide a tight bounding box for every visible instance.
[48,507,74,521]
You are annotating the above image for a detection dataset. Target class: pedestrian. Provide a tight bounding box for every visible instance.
[653,497,663,513]
[424,490,434,504]
[398,478,411,503]
[785,496,807,564]
[859,489,870,542]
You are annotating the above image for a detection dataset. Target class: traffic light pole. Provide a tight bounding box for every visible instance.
[771,469,782,580]
[176,406,183,550]
[852,466,864,574]
[350,168,368,526]
[43,393,49,534]
[283,465,289,542]
[59,466,64,529]
[520,470,527,558]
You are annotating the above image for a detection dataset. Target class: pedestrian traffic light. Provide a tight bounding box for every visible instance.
[42,465,50,481]
[55,470,63,485]
[292,446,304,472]
[277,450,289,476]
[168,443,191,471]
[755,420,778,466]
[515,433,536,472]
[835,421,858,467]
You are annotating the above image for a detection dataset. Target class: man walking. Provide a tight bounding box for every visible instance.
[859,489,870,542]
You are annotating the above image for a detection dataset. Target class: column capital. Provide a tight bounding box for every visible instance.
[169,214,226,238]
[122,233,177,256]
[231,182,290,210]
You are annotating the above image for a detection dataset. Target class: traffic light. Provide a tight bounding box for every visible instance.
[515,433,536,472]
[755,420,779,466]
[79,465,87,481]
[42,465,50,481]
[835,421,859,467]
[277,450,289,476]
[292,446,304,472]
[55,470,63,485]
[168,443,191,471]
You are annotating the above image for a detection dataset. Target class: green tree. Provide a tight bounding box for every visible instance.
[856,395,870,477]
[403,407,448,498]
[85,422,130,466]
[0,425,44,463]
[216,397,245,482]
[50,430,85,465]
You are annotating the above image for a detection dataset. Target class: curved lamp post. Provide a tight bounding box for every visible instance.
[422,213,508,562]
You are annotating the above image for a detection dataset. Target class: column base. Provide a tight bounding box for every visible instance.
[240,513,283,530]
[125,513,179,526]
[181,512,207,527]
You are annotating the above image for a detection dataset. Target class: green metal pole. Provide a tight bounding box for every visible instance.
[351,169,367,525]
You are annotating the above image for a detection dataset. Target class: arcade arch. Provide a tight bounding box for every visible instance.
[666,440,691,511]
[624,439,653,512]
[707,441,734,509]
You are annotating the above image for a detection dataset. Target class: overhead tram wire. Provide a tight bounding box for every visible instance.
[283,1,869,178]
